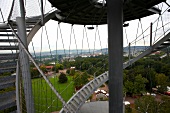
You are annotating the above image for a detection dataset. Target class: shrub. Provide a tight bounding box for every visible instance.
[58,73,68,83]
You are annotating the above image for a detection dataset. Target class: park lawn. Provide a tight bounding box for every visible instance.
[32,75,74,112]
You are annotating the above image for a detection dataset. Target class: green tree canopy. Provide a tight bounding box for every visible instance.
[156,73,169,92]
[58,73,68,83]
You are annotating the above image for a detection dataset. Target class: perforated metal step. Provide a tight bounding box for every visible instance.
[0,46,19,50]
[0,39,18,42]
[0,91,16,110]
[0,53,18,60]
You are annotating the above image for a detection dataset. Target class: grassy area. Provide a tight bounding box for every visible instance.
[32,75,74,113]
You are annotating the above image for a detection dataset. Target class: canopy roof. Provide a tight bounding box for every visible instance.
[48,0,165,25]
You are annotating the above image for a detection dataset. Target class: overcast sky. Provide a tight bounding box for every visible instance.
[0,0,170,53]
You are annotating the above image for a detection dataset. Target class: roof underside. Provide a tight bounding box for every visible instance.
[48,0,165,25]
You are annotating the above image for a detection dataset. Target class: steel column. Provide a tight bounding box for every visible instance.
[107,0,123,113]
[17,17,34,113]
[17,0,34,112]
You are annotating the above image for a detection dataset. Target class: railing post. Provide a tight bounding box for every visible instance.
[16,61,21,113]
[128,43,131,65]
[150,22,153,47]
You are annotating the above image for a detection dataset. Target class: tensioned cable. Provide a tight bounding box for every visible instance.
[44,23,68,112]
[81,25,85,57]
[9,23,70,111]
[31,41,36,59]
[160,4,166,37]
[124,28,128,46]
[58,23,66,57]
[153,2,164,43]
[130,21,170,46]
[93,25,98,55]
[43,58,109,112]
[97,25,103,54]
[130,5,169,45]
[139,19,146,50]
[0,8,5,22]
[60,55,108,95]
[84,25,91,55]
[44,25,52,58]
[133,20,140,56]
[72,25,78,55]
[69,25,73,59]
[40,27,43,64]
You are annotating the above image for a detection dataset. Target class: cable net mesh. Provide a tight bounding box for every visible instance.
[1,0,170,113]
[0,0,54,21]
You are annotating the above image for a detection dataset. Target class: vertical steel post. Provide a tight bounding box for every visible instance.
[17,0,34,112]
[128,43,131,65]
[16,62,21,113]
[150,22,153,47]
[107,0,123,113]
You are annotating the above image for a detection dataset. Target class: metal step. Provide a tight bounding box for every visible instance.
[0,34,15,37]
[0,75,16,90]
[166,39,170,41]
[0,91,16,110]
[0,68,16,74]
[0,46,19,50]
[0,29,30,32]
[0,62,17,68]
[0,39,18,42]
[161,43,170,46]
[0,53,18,60]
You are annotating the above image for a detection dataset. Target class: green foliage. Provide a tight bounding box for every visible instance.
[135,95,157,113]
[125,105,132,113]
[58,73,68,83]
[40,65,47,73]
[0,72,11,77]
[73,72,89,88]
[159,96,170,113]
[56,63,64,70]
[66,69,70,74]
[70,69,75,76]
[156,73,169,92]
[124,74,148,95]
[32,76,74,112]
[134,75,148,94]
[135,95,170,113]
[124,80,134,95]
[30,67,40,78]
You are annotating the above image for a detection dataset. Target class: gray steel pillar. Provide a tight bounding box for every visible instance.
[17,0,34,112]
[17,17,34,113]
[107,0,123,113]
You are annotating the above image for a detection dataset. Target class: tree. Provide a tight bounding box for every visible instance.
[134,74,148,94]
[40,65,47,73]
[135,95,158,113]
[156,73,169,92]
[73,71,89,89]
[58,73,68,83]
[30,68,40,78]
[124,74,148,95]
[70,69,75,76]
[135,95,170,113]
[158,96,170,113]
[124,80,134,96]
